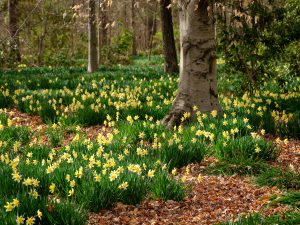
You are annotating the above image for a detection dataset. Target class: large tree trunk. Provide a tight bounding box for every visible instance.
[162,0,220,128]
[160,0,179,74]
[88,0,98,73]
[131,0,137,56]
[8,0,21,63]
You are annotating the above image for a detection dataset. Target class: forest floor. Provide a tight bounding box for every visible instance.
[88,142,299,225]
[4,108,300,225]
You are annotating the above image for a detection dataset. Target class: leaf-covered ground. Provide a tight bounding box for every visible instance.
[88,146,299,225]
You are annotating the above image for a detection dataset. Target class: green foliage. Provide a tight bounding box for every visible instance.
[218,0,300,89]
[271,192,300,208]
[255,167,300,190]
[204,160,270,176]
[215,136,278,162]
[101,28,133,66]
[150,171,185,201]
[44,200,88,225]
[159,138,206,169]
[218,212,300,225]
[46,126,63,147]
[0,126,31,145]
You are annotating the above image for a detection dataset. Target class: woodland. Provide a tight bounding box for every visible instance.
[0,0,300,224]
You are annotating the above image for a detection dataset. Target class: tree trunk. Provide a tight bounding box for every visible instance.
[88,0,98,73]
[160,0,179,74]
[131,0,137,56]
[148,2,158,60]
[162,0,220,128]
[8,0,21,63]
[146,3,157,49]
[99,0,108,46]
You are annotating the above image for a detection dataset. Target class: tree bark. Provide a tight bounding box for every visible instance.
[160,0,179,74]
[146,3,157,49]
[88,0,98,73]
[8,0,21,63]
[131,0,137,56]
[98,0,107,64]
[162,0,221,128]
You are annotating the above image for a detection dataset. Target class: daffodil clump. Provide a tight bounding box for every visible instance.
[0,112,185,224]
[0,65,299,224]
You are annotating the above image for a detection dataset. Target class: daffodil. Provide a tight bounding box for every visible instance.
[16,216,25,224]
[49,183,56,194]
[68,188,74,197]
[26,217,35,225]
[12,198,20,207]
[197,175,203,183]
[118,182,128,190]
[4,202,14,212]
[147,170,155,178]
[37,210,43,219]
[171,168,177,175]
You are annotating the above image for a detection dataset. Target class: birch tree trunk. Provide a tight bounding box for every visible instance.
[8,0,21,63]
[162,0,220,128]
[160,0,179,74]
[88,0,98,73]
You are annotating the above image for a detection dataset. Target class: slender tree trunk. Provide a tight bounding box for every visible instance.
[37,34,45,65]
[100,0,108,46]
[146,3,157,49]
[162,0,220,128]
[88,0,98,73]
[131,0,137,56]
[8,0,21,63]
[124,1,127,27]
[97,0,102,64]
[160,0,179,73]
[148,2,158,60]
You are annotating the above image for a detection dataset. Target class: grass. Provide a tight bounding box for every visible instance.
[255,166,300,190]
[204,160,270,176]
[218,212,300,225]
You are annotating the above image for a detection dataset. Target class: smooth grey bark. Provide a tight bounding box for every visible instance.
[8,0,21,63]
[160,0,179,74]
[162,0,221,128]
[88,0,98,73]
